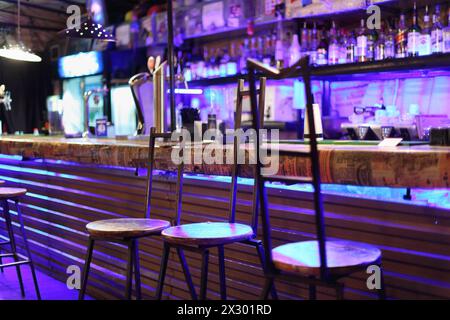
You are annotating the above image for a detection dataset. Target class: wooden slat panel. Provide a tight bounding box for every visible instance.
[0,157,449,300]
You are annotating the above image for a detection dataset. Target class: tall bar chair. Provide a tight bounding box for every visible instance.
[155,78,277,300]
[78,128,196,300]
[0,183,41,300]
[247,56,386,300]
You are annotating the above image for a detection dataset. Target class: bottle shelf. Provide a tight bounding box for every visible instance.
[187,53,450,86]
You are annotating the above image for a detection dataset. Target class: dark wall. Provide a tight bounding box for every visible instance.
[0,57,52,133]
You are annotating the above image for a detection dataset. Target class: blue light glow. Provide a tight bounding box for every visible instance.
[167,88,204,95]
[58,51,103,78]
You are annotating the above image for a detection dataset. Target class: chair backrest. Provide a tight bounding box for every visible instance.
[229,77,266,233]
[145,76,268,229]
[145,127,184,226]
[246,56,329,280]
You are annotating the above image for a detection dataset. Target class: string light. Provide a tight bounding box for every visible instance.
[65,18,115,41]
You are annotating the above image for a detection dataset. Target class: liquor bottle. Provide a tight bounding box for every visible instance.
[262,33,273,66]
[257,36,264,61]
[442,7,450,53]
[316,29,328,65]
[431,5,444,54]
[346,30,357,63]
[227,42,238,75]
[300,22,309,58]
[395,12,408,58]
[270,30,277,66]
[338,29,349,64]
[375,27,385,61]
[289,34,301,66]
[250,36,257,59]
[407,2,421,57]
[384,21,396,58]
[310,22,318,64]
[239,39,250,74]
[356,19,368,62]
[367,27,378,61]
[328,21,339,65]
[419,5,432,56]
[219,48,229,77]
[274,8,284,69]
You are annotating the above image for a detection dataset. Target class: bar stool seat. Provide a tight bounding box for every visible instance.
[162,222,254,246]
[86,218,171,240]
[0,188,27,198]
[272,240,382,277]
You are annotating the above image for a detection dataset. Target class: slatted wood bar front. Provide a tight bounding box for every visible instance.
[0,155,449,300]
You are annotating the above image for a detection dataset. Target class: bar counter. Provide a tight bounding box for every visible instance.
[0,135,448,188]
[0,135,449,299]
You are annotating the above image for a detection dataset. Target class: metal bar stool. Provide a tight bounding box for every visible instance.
[78,128,195,300]
[155,78,276,300]
[0,186,41,300]
[247,56,386,300]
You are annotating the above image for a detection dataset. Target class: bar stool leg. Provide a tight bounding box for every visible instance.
[2,200,25,297]
[155,242,170,300]
[199,249,209,300]
[0,245,4,272]
[78,237,95,300]
[218,245,226,300]
[308,276,317,300]
[260,276,274,300]
[255,242,278,299]
[176,248,197,300]
[335,283,345,300]
[378,263,386,300]
[15,201,41,300]
[132,239,142,300]
[125,240,134,300]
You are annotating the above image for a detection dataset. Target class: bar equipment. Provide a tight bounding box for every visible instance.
[0,85,12,111]
[46,96,64,135]
[430,126,450,146]
[153,60,168,134]
[83,85,109,138]
[129,72,151,135]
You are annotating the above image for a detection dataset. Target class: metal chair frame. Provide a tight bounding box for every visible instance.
[155,78,277,300]
[246,56,386,300]
[78,128,195,300]
[0,198,41,300]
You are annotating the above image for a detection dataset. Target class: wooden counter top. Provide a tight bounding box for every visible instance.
[0,135,448,188]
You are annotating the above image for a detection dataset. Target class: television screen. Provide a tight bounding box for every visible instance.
[58,51,104,78]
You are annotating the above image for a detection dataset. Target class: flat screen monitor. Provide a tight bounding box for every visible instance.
[58,51,104,78]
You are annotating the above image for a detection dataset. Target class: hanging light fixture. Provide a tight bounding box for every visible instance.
[65,17,115,41]
[0,0,42,62]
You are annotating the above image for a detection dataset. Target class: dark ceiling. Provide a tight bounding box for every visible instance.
[0,0,155,53]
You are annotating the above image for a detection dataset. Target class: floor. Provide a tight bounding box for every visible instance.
[0,260,92,300]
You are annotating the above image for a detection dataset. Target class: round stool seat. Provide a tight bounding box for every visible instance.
[0,187,27,199]
[0,180,4,185]
[162,222,254,246]
[86,218,171,239]
[272,240,382,277]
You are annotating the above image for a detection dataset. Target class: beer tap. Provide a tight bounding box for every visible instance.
[83,85,109,138]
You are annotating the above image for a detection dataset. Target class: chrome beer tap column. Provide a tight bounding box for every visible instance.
[83,85,109,138]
